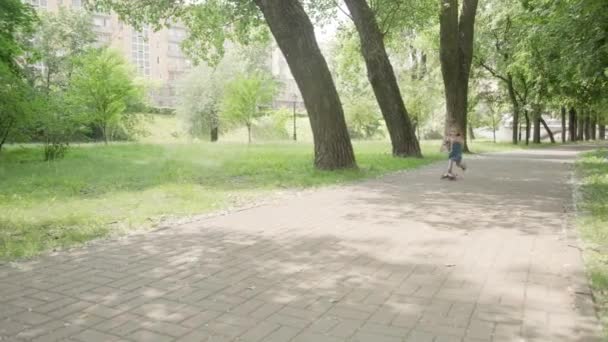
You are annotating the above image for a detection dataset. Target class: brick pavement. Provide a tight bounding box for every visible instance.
[0,146,602,341]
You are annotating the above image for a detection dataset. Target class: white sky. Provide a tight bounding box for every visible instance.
[314,10,349,43]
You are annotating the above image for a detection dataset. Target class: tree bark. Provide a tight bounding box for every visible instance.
[468,124,475,140]
[101,124,108,145]
[590,113,597,140]
[540,118,555,143]
[439,0,479,153]
[344,0,421,157]
[0,118,14,154]
[599,124,606,140]
[533,114,541,144]
[506,75,519,144]
[519,120,522,142]
[561,106,566,143]
[569,107,577,141]
[584,116,590,141]
[210,127,218,142]
[577,113,584,140]
[254,0,356,170]
[524,110,530,145]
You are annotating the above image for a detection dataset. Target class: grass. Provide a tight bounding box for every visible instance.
[576,148,608,334]
[0,139,518,260]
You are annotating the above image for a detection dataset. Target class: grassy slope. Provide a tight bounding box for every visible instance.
[576,149,608,333]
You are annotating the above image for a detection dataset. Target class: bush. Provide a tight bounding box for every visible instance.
[425,129,444,140]
[344,100,384,139]
[252,111,290,140]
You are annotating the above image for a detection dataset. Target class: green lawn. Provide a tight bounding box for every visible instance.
[576,149,608,334]
[0,140,516,260]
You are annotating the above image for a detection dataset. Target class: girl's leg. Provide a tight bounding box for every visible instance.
[446,159,454,174]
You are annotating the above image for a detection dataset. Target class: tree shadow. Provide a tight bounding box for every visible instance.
[0,145,603,341]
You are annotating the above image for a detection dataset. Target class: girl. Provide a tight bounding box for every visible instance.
[442,131,467,179]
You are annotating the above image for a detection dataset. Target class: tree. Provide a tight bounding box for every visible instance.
[94,0,357,170]
[0,63,35,153]
[439,0,479,151]
[34,91,87,160]
[343,98,384,139]
[474,0,526,145]
[0,0,36,74]
[476,88,504,143]
[342,0,421,157]
[220,72,276,143]
[33,8,96,92]
[176,49,242,142]
[176,64,222,141]
[0,0,37,153]
[68,49,145,144]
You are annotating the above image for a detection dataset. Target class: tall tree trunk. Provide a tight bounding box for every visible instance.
[101,124,108,145]
[540,118,555,143]
[439,0,479,153]
[533,115,541,144]
[519,120,522,142]
[590,113,597,140]
[561,106,566,143]
[0,118,14,154]
[507,75,519,144]
[247,123,252,144]
[210,127,218,142]
[210,112,219,142]
[569,107,577,141]
[578,112,584,140]
[344,0,421,157]
[524,110,530,145]
[254,0,356,170]
[468,124,475,140]
[420,52,427,78]
[599,124,606,140]
[584,116,590,141]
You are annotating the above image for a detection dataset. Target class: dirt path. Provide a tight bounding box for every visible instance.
[0,145,601,341]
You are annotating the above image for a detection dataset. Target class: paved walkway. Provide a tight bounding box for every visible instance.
[0,146,602,342]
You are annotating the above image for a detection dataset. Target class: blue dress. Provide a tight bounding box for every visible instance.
[449,142,462,161]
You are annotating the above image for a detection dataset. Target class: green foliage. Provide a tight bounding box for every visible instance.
[344,99,384,139]
[220,72,277,142]
[254,108,291,140]
[34,92,86,161]
[0,0,37,152]
[0,63,37,152]
[67,49,145,143]
[0,0,36,73]
[473,85,505,142]
[32,8,96,91]
[175,42,269,140]
[476,0,607,126]
[175,63,224,139]
[93,0,268,66]
[576,150,608,335]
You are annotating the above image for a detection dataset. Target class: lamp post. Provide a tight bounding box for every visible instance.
[292,93,297,141]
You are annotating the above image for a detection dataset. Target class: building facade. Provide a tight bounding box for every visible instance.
[28,0,303,110]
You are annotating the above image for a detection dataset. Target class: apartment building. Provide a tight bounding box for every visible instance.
[27,0,304,110]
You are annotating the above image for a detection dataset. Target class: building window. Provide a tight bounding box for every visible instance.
[168,27,187,42]
[30,0,48,8]
[93,16,111,29]
[168,42,183,58]
[131,28,150,76]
